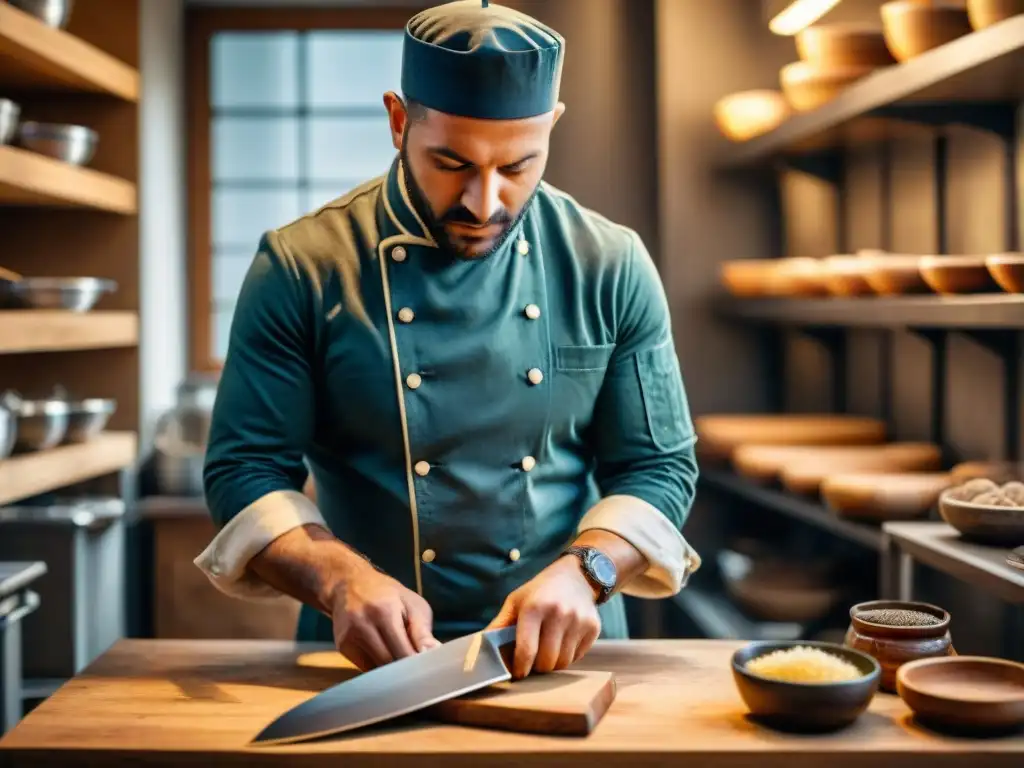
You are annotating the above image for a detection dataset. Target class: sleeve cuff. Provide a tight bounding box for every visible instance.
[577,494,702,598]
[194,490,326,601]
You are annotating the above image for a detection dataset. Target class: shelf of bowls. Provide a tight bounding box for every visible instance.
[713,418,1024,734]
[0,2,120,465]
[714,0,1024,300]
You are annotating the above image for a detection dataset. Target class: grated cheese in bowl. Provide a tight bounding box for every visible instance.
[745,645,863,683]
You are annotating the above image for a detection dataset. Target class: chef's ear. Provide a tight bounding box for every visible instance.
[383,91,407,151]
[552,101,566,127]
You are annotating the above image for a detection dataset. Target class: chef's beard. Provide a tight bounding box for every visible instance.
[400,139,538,260]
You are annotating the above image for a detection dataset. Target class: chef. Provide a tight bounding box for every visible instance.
[195,0,701,680]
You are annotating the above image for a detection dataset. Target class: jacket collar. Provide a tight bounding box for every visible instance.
[380,155,437,248]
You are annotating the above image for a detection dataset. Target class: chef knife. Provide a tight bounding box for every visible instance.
[251,623,518,746]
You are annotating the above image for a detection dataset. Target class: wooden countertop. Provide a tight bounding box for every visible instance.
[1,639,1022,767]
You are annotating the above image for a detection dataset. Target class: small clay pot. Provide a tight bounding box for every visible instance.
[844,600,955,692]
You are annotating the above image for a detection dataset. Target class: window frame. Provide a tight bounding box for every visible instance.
[186,6,418,372]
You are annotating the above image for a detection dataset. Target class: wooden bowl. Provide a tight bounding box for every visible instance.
[938,489,1024,545]
[950,461,1024,485]
[713,90,791,142]
[864,254,933,295]
[766,257,829,297]
[986,252,1024,293]
[897,656,1024,733]
[732,641,881,732]
[822,472,952,521]
[720,259,777,298]
[695,414,887,465]
[846,600,954,692]
[796,23,897,68]
[821,255,877,296]
[733,443,898,484]
[779,61,876,111]
[919,255,1001,294]
[779,442,943,495]
[881,1,973,62]
[967,0,1024,30]
[729,577,844,623]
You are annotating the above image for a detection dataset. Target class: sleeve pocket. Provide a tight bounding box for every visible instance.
[637,339,694,452]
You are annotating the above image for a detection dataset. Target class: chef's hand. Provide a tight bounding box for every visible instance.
[329,565,441,671]
[485,555,601,680]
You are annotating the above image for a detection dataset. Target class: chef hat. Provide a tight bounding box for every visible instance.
[400,0,565,120]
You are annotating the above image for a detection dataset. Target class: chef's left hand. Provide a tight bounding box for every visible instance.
[485,555,601,680]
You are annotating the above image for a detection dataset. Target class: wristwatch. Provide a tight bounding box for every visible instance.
[562,545,617,604]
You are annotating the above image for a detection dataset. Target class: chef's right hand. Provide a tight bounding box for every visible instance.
[328,566,441,671]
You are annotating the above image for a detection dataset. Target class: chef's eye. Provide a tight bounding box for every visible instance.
[436,161,470,173]
[501,160,530,175]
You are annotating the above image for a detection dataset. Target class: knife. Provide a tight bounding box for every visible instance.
[251,624,518,746]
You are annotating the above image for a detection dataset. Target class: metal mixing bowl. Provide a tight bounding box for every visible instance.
[4,277,117,311]
[63,398,116,443]
[17,121,97,166]
[4,397,70,452]
[0,404,17,460]
[7,0,74,29]
[0,99,20,146]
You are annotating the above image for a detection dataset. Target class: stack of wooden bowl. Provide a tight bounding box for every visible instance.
[879,1,973,62]
[780,23,896,111]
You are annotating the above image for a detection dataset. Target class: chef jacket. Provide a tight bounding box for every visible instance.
[195,156,702,643]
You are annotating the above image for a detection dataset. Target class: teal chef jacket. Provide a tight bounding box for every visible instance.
[203,157,699,643]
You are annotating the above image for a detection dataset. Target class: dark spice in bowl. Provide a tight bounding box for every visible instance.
[856,608,941,627]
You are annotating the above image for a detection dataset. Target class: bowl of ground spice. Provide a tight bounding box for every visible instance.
[844,600,954,692]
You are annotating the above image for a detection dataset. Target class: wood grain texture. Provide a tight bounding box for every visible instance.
[0,145,137,213]
[1,639,1022,767]
[0,311,137,353]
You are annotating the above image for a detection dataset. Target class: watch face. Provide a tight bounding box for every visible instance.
[588,551,617,588]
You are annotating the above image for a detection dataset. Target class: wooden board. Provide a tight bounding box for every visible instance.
[2,639,1023,767]
[0,311,138,353]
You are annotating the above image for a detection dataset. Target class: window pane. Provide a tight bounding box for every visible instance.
[212,252,255,304]
[212,117,300,181]
[213,188,302,249]
[211,32,300,109]
[306,31,404,108]
[212,305,236,361]
[305,116,395,182]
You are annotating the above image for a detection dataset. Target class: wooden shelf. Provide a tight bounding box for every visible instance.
[700,468,885,550]
[720,15,1024,169]
[0,311,138,353]
[715,294,1024,330]
[0,3,138,101]
[0,146,136,213]
[0,432,137,507]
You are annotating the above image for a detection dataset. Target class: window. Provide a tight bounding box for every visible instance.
[187,8,412,371]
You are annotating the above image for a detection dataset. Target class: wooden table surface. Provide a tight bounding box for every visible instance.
[1,639,1022,767]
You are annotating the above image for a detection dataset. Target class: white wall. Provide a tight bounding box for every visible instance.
[138,0,188,448]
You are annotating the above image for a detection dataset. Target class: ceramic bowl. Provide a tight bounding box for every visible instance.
[845,600,954,693]
[732,641,881,732]
[881,1,973,62]
[986,253,1024,293]
[863,254,933,295]
[897,656,1024,733]
[713,90,791,142]
[779,61,876,111]
[821,255,877,297]
[795,23,897,68]
[967,0,1024,30]
[938,488,1024,545]
[822,472,952,521]
[919,255,1001,294]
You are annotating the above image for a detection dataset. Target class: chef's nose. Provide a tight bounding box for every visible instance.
[462,170,502,225]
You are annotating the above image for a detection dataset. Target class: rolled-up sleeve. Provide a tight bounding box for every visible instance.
[193,236,326,600]
[576,232,701,598]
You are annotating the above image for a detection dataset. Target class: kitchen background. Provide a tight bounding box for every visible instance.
[1,0,1022,734]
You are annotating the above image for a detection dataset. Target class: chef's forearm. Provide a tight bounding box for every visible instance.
[569,528,649,597]
[247,524,374,616]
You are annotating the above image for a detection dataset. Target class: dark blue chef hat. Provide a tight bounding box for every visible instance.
[401,0,565,120]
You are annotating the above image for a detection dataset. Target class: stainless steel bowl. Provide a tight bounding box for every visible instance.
[0,99,20,146]
[0,404,16,461]
[4,277,117,311]
[63,398,116,443]
[7,0,74,29]
[17,121,97,166]
[3,396,70,452]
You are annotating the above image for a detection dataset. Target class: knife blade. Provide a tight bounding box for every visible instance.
[251,624,518,746]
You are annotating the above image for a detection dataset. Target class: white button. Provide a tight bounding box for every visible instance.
[406,373,422,390]
[422,549,436,563]
[527,368,544,385]
[414,461,430,477]
[209,564,221,576]
[517,240,530,256]
[521,456,536,472]
[509,548,521,562]
[392,246,407,262]
[524,304,541,320]
[397,307,415,323]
